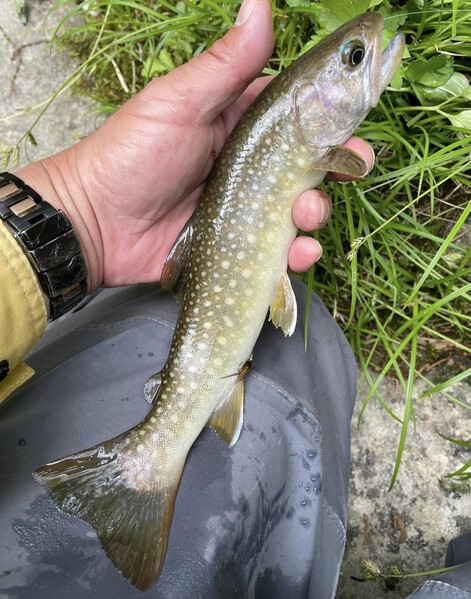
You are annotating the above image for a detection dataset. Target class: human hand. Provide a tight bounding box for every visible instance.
[17,0,373,292]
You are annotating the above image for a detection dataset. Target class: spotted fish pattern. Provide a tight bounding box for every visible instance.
[33,13,404,591]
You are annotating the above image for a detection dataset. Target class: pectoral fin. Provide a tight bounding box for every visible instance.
[161,218,194,300]
[269,272,297,336]
[207,380,244,447]
[314,146,370,178]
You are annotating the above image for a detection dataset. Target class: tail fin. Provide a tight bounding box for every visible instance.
[33,434,183,590]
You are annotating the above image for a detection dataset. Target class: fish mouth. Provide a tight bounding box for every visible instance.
[370,24,405,107]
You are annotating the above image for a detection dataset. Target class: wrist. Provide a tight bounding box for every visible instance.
[16,150,104,293]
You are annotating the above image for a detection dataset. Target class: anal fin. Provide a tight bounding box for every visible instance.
[207,380,245,448]
[269,272,297,336]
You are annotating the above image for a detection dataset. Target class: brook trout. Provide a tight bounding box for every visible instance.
[34,13,404,590]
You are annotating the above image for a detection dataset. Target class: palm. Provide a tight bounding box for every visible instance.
[76,77,266,287]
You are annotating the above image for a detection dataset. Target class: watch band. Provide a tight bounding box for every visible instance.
[0,172,88,320]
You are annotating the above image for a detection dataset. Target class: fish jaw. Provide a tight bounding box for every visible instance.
[376,32,405,105]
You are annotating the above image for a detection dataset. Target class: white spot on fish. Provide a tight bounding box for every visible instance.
[214,285,223,293]
[221,260,230,269]
[137,444,144,453]
[242,269,252,278]
[297,157,306,167]
[217,336,227,346]
[225,297,235,305]
[223,316,234,327]
[203,322,212,330]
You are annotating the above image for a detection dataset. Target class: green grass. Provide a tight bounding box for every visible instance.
[1,0,470,485]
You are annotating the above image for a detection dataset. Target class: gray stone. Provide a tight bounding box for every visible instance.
[0,0,101,168]
[338,376,471,598]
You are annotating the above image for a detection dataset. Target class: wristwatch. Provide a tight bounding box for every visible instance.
[0,172,88,320]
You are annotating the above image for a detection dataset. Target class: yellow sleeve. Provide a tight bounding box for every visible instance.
[0,221,47,404]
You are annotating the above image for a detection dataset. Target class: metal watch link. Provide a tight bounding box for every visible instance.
[0,172,88,320]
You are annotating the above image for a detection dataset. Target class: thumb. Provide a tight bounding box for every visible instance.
[155,0,275,123]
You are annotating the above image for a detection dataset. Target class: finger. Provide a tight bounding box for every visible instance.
[292,189,332,232]
[327,136,375,181]
[288,236,323,273]
[221,75,274,135]
[161,0,274,125]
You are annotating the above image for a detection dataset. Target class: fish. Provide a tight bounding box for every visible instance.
[33,13,404,591]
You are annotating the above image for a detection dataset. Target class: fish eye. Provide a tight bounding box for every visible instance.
[341,41,365,67]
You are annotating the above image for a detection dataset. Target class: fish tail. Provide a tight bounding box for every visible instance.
[33,429,184,590]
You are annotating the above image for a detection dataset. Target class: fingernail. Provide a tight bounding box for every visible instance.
[235,0,258,26]
[313,238,323,261]
[318,193,332,226]
[366,143,375,172]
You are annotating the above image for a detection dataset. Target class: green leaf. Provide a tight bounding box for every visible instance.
[389,64,405,90]
[449,110,471,130]
[319,0,370,24]
[420,72,470,103]
[286,0,310,6]
[378,6,407,32]
[406,55,454,88]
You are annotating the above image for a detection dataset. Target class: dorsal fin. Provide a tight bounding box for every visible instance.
[161,218,194,300]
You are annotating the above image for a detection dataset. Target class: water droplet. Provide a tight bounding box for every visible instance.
[17,438,26,446]
[305,484,311,492]
[300,499,311,507]
[302,460,310,470]
[311,473,321,482]
[307,449,317,459]
[299,518,311,528]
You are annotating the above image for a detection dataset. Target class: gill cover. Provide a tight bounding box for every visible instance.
[291,12,404,147]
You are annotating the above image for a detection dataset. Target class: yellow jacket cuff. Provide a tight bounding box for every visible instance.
[0,221,47,404]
